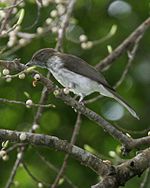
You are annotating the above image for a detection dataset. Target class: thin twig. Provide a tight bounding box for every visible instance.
[32,73,51,126]
[24,2,41,30]
[95,17,150,71]
[0,0,23,10]
[51,113,81,188]
[56,0,77,51]
[35,149,78,188]
[6,143,27,153]
[114,35,143,89]
[140,168,150,188]
[22,162,50,187]
[0,0,17,35]
[5,148,24,188]
[92,25,117,46]
[0,97,55,108]
[85,95,102,104]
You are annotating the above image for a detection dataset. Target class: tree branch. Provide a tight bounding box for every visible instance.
[56,0,77,51]
[51,113,81,188]
[0,97,55,108]
[92,148,150,188]
[95,17,150,71]
[22,162,50,187]
[35,149,78,188]
[0,129,150,188]
[0,0,17,35]
[0,129,110,176]
[114,34,143,89]
[5,147,25,188]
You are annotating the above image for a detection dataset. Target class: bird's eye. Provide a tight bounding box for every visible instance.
[40,52,45,57]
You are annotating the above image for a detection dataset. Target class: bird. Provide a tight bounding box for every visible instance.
[26,48,139,119]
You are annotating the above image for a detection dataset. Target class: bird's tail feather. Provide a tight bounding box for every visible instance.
[109,89,139,120]
[98,85,139,119]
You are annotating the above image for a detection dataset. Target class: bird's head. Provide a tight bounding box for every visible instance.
[26,48,57,68]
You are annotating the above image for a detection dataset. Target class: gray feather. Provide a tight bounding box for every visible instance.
[107,88,139,119]
[59,53,115,92]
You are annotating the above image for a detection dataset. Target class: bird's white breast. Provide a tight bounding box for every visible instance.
[47,56,100,97]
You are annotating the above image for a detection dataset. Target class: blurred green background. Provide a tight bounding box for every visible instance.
[0,0,150,187]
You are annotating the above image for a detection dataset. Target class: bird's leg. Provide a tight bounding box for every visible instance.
[63,83,74,94]
[73,95,78,100]
[63,87,70,95]
[79,94,85,105]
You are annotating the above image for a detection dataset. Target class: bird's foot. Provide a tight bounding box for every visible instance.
[78,95,85,105]
[63,87,70,95]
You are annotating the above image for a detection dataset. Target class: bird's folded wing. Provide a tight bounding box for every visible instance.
[61,53,115,92]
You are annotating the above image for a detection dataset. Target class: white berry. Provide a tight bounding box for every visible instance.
[1,30,7,35]
[2,154,9,161]
[53,89,60,96]
[3,69,10,75]
[26,99,33,108]
[34,73,40,80]
[32,124,39,131]
[19,73,26,79]
[45,18,53,25]
[9,31,16,37]
[51,26,58,33]
[63,88,70,94]
[0,150,7,158]
[81,42,88,49]
[57,4,65,15]
[6,77,12,82]
[86,41,93,49]
[19,38,27,46]
[7,40,15,47]
[50,10,58,18]
[17,152,22,159]
[79,34,88,42]
[36,27,44,34]
[38,182,43,188]
[19,133,27,141]
[109,151,116,158]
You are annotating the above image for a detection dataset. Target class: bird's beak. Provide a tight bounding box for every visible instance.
[26,61,33,67]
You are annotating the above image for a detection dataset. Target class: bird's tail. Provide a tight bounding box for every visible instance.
[112,91,139,120]
[98,85,139,119]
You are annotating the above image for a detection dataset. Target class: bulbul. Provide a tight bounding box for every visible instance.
[26,48,139,119]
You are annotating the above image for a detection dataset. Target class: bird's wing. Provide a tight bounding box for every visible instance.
[60,53,115,91]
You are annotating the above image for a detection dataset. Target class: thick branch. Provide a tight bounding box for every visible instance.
[0,129,110,176]
[92,148,150,188]
[1,129,149,188]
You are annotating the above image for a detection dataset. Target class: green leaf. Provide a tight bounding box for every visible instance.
[16,8,25,25]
